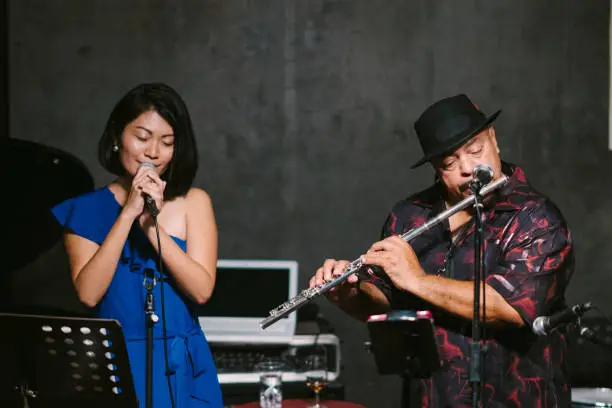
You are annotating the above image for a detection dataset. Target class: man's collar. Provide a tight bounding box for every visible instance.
[490,162,531,212]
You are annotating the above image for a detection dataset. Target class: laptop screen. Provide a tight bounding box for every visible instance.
[199,266,290,318]
[197,259,298,343]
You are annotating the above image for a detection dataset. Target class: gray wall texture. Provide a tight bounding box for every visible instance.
[7,1,611,406]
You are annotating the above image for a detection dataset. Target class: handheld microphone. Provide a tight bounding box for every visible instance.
[532,302,593,336]
[469,164,494,191]
[138,162,159,217]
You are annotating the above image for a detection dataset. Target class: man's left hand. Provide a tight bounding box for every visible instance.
[361,236,425,293]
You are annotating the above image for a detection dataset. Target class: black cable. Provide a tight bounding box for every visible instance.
[593,306,612,326]
[478,208,487,402]
[306,314,329,401]
[154,215,176,408]
[312,317,327,382]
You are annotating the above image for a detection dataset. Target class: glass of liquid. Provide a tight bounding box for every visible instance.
[255,360,284,408]
[305,375,328,408]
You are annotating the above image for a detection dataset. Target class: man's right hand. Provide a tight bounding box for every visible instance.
[309,259,360,303]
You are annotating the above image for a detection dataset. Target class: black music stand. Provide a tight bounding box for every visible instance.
[366,310,441,377]
[0,313,137,408]
[366,310,441,407]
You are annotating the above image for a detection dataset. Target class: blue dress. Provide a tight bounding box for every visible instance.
[52,187,224,407]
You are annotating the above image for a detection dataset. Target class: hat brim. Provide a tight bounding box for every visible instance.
[410,109,502,169]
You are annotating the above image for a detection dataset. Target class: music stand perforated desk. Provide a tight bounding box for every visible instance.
[0,313,137,408]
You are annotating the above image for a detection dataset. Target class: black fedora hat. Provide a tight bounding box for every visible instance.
[411,94,501,168]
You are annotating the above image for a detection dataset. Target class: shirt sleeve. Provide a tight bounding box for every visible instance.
[485,202,574,327]
[51,194,107,245]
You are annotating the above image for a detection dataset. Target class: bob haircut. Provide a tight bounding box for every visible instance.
[98,83,198,199]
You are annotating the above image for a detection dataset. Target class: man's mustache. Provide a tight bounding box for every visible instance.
[459,181,471,192]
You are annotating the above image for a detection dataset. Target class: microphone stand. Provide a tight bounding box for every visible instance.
[143,196,161,408]
[469,181,486,408]
[144,266,159,408]
[142,199,175,408]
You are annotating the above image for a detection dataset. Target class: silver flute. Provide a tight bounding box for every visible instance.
[260,175,510,329]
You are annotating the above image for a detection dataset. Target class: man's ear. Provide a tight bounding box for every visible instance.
[488,127,500,154]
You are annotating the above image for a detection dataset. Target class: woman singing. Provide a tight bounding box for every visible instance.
[52,83,223,407]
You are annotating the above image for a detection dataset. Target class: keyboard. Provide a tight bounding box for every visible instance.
[210,334,341,384]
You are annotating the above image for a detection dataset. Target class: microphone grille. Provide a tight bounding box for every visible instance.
[473,164,494,184]
[532,316,547,336]
[474,163,493,174]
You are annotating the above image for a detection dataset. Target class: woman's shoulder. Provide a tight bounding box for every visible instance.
[160,188,213,240]
[179,188,214,221]
[185,187,212,204]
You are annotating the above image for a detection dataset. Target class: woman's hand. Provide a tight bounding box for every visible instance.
[121,166,151,220]
[137,167,167,227]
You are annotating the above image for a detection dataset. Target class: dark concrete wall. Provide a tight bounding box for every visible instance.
[8,1,610,406]
[1,0,7,138]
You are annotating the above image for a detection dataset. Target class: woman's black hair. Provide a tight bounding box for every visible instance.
[98,83,198,199]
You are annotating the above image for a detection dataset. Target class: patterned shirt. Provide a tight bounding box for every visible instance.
[367,162,574,407]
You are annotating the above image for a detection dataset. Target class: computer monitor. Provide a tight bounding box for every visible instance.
[198,259,299,344]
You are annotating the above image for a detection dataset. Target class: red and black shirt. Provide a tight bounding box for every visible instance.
[367,162,574,407]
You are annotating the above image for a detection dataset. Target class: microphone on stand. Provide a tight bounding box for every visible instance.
[532,302,593,336]
[143,195,159,217]
[138,161,172,406]
[469,164,494,191]
[138,162,159,217]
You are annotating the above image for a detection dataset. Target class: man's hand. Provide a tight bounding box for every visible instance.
[361,236,425,292]
[310,259,360,303]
